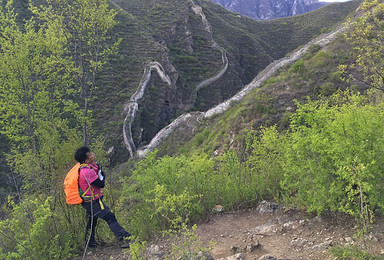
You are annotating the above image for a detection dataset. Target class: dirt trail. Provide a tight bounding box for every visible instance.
[78,202,384,260]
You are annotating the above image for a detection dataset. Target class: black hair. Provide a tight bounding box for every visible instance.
[74,146,90,163]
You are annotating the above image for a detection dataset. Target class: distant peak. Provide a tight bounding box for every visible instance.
[211,0,329,20]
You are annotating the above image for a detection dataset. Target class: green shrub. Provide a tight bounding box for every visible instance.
[124,238,147,260]
[278,112,293,131]
[119,149,266,238]
[281,90,384,218]
[289,59,305,74]
[330,245,383,260]
[164,223,211,260]
[264,76,278,87]
[330,70,343,83]
[246,126,285,200]
[119,152,212,238]
[0,196,74,260]
[319,82,336,96]
[303,44,321,60]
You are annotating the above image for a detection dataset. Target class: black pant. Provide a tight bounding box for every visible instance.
[82,197,130,247]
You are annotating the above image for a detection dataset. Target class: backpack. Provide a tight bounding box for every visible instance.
[63,163,91,204]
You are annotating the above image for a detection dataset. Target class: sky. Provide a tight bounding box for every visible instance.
[320,0,352,2]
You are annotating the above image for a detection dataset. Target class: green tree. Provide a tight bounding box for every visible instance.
[0,0,80,192]
[339,0,384,91]
[0,2,116,256]
[31,0,121,146]
[0,196,76,260]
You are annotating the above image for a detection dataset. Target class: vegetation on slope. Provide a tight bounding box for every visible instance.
[1,0,383,259]
[157,35,359,157]
[119,89,384,235]
[92,0,362,161]
[115,0,384,256]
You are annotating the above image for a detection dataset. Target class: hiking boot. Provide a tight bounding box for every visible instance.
[119,238,132,248]
[87,241,98,249]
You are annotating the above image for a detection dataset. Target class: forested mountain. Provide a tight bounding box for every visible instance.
[211,0,329,20]
[0,0,360,164]
[0,0,362,211]
[2,0,384,259]
[95,0,360,163]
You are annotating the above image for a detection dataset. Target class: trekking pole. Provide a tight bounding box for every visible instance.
[82,173,94,260]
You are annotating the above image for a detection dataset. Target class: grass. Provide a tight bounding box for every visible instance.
[330,245,384,260]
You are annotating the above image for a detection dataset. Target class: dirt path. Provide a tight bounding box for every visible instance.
[195,205,356,260]
[77,201,384,260]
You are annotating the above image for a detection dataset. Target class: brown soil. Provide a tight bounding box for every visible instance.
[194,207,382,260]
[77,203,384,260]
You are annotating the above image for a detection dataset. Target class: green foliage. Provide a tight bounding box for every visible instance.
[289,59,305,74]
[319,82,336,96]
[312,50,331,68]
[31,0,121,146]
[0,1,116,258]
[0,0,82,193]
[148,183,201,229]
[278,112,293,131]
[119,149,265,238]
[0,0,76,148]
[119,152,208,238]
[265,76,278,87]
[330,245,383,260]
[245,127,284,200]
[0,196,74,260]
[164,223,211,260]
[340,0,384,91]
[303,44,322,60]
[192,128,211,147]
[281,90,384,218]
[124,238,147,260]
[330,70,343,83]
[217,150,260,207]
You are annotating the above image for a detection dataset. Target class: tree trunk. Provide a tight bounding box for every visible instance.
[83,99,88,146]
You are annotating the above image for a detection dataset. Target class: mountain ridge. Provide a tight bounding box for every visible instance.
[98,0,361,162]
[136,21,352,158]
[211,0,329,20]
[0,0,363,165]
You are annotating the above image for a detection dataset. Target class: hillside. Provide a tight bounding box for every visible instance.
[142,1,365,159]
[89,0,361,163]
[0,0,362,165]
[0,0,362,208]
[2,1,384,259]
